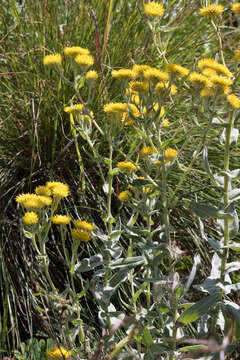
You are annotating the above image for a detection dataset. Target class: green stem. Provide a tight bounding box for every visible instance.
[69,113,85,192]
[70,242,85,343]
[40,241,57,294]
[146,199,153,309]
[170,290,178,360]
[161,156,171,252]
[104,138,113,289]
[102,0,114,64]
[211,19,225,66]
[171,116,215,205]
[32,234,42,256]
[220,110,235,282]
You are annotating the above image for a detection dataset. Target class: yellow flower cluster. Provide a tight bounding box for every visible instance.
[234,49,240,62]
[144,2,164,17]
[166,63,189,78]
[74,220,95,231]
[198,58,232,78]
[43,54,62,66]
[112,69,137,80]
[232,3,240,14]
[104,103,127,114]
[71,220,94,242]
[107,62,179,126]
[64,46,90,56]
[227,94,240,108]
[46,181,69,198]
[189,72,212,89]
[71,229,91,242]
[188,58,234,98]
[75,54,94,66]
[46,346,71,359]
[141,146,157,157]
[118,190,132,202]
[44,46,96,72]
[117,161,137,172]
[86,70,98,80]
[16,193,52,210]
[199,4,224,17]
[164,148,179,162]
[22,212,38,225]
[129,81,149,93]
[144,68,169,81]
[64,104,84,113]
[51,215,72,225]
[16,181,69,211]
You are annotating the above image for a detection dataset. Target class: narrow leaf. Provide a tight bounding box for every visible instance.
[177,293,220,325]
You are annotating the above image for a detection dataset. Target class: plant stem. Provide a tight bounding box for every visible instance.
[171,116,214,205]
[220,110,235,282]
[102,0,114,63]
[70,241,85,343]
[69,113,85,192]
[40,241,57,294]
[211,19,225,65]
[161,156,171,251]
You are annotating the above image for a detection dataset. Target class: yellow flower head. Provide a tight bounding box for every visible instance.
[64,106,74,113]
[166,64,189,78]
[46,346,72,359]
[86,70,98,80]
[210,75,233,88]
[46,182,69,199]
[112,69,136,80]
[141,146,157,156]
[232,3,240,14]
[129,81,149,92]
[104,103,127,114]
[23,212,38,225]
[43,54,62,66]
[198,58,232,78]
[164,148,179,162]
[117,161,137,172]
[16,194,46,210]
[227,94,240,108]
[64,104,83,113]
[132,64,152,77]
[155,81,178,95]
[118,190,132,202]
[74,220,95,231]
[199,4,224,17]
[74,104,84,111]
[234,49,240,61]
[37,195,53,206]
[144,68,169,82]
[128,103,141,117]
[74,54,94,66]
[201,68,217,77]
[72,229,91,242]
[162,119,169,127]
[64,46,90,56]
[144,2,164,17]
[129,93,140,105]
[200,88,216,97]
[51,215,72,225]
[189,72,212,88]
[35,185,52,196]
[153,103,165,118]
[16,193,36,204]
